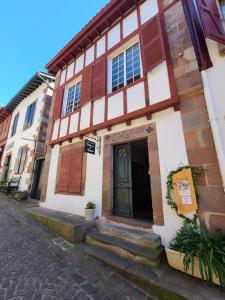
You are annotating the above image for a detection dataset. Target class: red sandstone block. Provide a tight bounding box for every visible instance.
[188,147,218,164]
[209,214,225,231]
[205,163,223,186]
[184,131,200,149]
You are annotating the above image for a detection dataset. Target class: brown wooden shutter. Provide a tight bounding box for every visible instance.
[56,150,70,192]
[52,86,65,121]
[92,59,106,101]
[195,0,225,44]
[80,65,93,106]
[141,15,166,73]
[68,147,84,193]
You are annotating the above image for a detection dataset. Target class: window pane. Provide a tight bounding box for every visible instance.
[11,113,19,137]
[24,102,35,129]
[18,148,28,174]
[28,103,35,126]
[126,43,141,86]
[65,82,81,115]
[112,53,124,91]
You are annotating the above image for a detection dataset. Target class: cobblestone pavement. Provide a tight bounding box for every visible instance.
[0,194,154,300]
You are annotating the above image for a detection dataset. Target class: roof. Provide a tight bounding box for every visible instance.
[5,72,55,111]
[46,0,143,74]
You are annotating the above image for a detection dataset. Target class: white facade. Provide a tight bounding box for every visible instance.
[1,83,53,191]
[201,39,225,191]
[42,107,193,246]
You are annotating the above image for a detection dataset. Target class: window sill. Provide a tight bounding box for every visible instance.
[55,191,84,196]
[61,108,81,120]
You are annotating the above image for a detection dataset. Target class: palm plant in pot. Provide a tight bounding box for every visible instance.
[85,201,96,221]
[167,221,225,287]
[165,166,225,288]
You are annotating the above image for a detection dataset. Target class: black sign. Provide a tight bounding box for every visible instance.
[85,139,96,155]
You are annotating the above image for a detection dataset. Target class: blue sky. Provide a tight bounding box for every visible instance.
[0,0,109,106]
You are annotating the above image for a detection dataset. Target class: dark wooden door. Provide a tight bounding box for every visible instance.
[31,159,44,199]
[2,155,11,181]
[113,143,133,218]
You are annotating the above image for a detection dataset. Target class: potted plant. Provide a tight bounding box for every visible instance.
[85,202,96,221]
[165,166,225,287]
[166,222,225,287]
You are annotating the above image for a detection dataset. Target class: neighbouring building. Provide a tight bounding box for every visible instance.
[0,108,12,176]
[0,72,55,199]
[41,0,225,246]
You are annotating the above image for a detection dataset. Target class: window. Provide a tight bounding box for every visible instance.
[11,113,19,137]
[24,102,36,129]
[111,43,141,92]
[220,0,225,18]
[65,82,81,116]
[14,147,28,174]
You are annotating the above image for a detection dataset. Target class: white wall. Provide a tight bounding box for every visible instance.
[42,138,104,218]
[201,39,225,190]
[2,83,53,191]
[58,0,160,88]
[43,108,191,246]
[203,40,225,150]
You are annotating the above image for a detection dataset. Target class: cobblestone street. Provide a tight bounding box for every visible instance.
[0,194,152,300]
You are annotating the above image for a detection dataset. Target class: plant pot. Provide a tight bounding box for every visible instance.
[166,248,220,286]
[13,191,28,201]
[85,208,95,221]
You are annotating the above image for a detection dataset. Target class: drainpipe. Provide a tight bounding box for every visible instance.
[201,71,225,192]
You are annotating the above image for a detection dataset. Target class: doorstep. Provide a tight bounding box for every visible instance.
[107,215,153,229]
[24,207,96,243]
[82,243,224,300]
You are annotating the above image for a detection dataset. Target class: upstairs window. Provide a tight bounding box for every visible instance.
[220,0,225,18]
[111,43,141,92]
[65,82,81,116]
[24,102,36,129]
[11,113,19,137]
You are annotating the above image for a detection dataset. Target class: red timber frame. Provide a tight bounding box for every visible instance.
[49,0,178,146]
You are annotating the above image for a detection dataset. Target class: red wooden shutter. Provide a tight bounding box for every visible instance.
[92,59,106,101]
[80,65,93,106]
[56,150,70,192]
[68,147,84,193]
[141,15,166,73]
[195,0,225,44]
[52,86,65,121]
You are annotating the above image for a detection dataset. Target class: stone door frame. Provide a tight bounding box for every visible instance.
[102,123,164,226]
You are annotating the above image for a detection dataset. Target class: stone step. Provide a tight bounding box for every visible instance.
[99,222,161,249]
[86,230,163,267]
[24,207,95,243]
[82,243,224,300]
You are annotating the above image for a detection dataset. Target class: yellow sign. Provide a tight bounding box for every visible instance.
[172,168,198,215]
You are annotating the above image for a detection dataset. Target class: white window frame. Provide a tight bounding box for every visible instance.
[108,35,143,94]
[62,76,82,117]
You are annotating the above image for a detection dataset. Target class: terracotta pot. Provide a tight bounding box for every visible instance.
[85,208,95,221]
[166,248,220,286]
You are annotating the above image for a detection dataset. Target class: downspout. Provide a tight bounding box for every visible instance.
[201,71,225,192]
